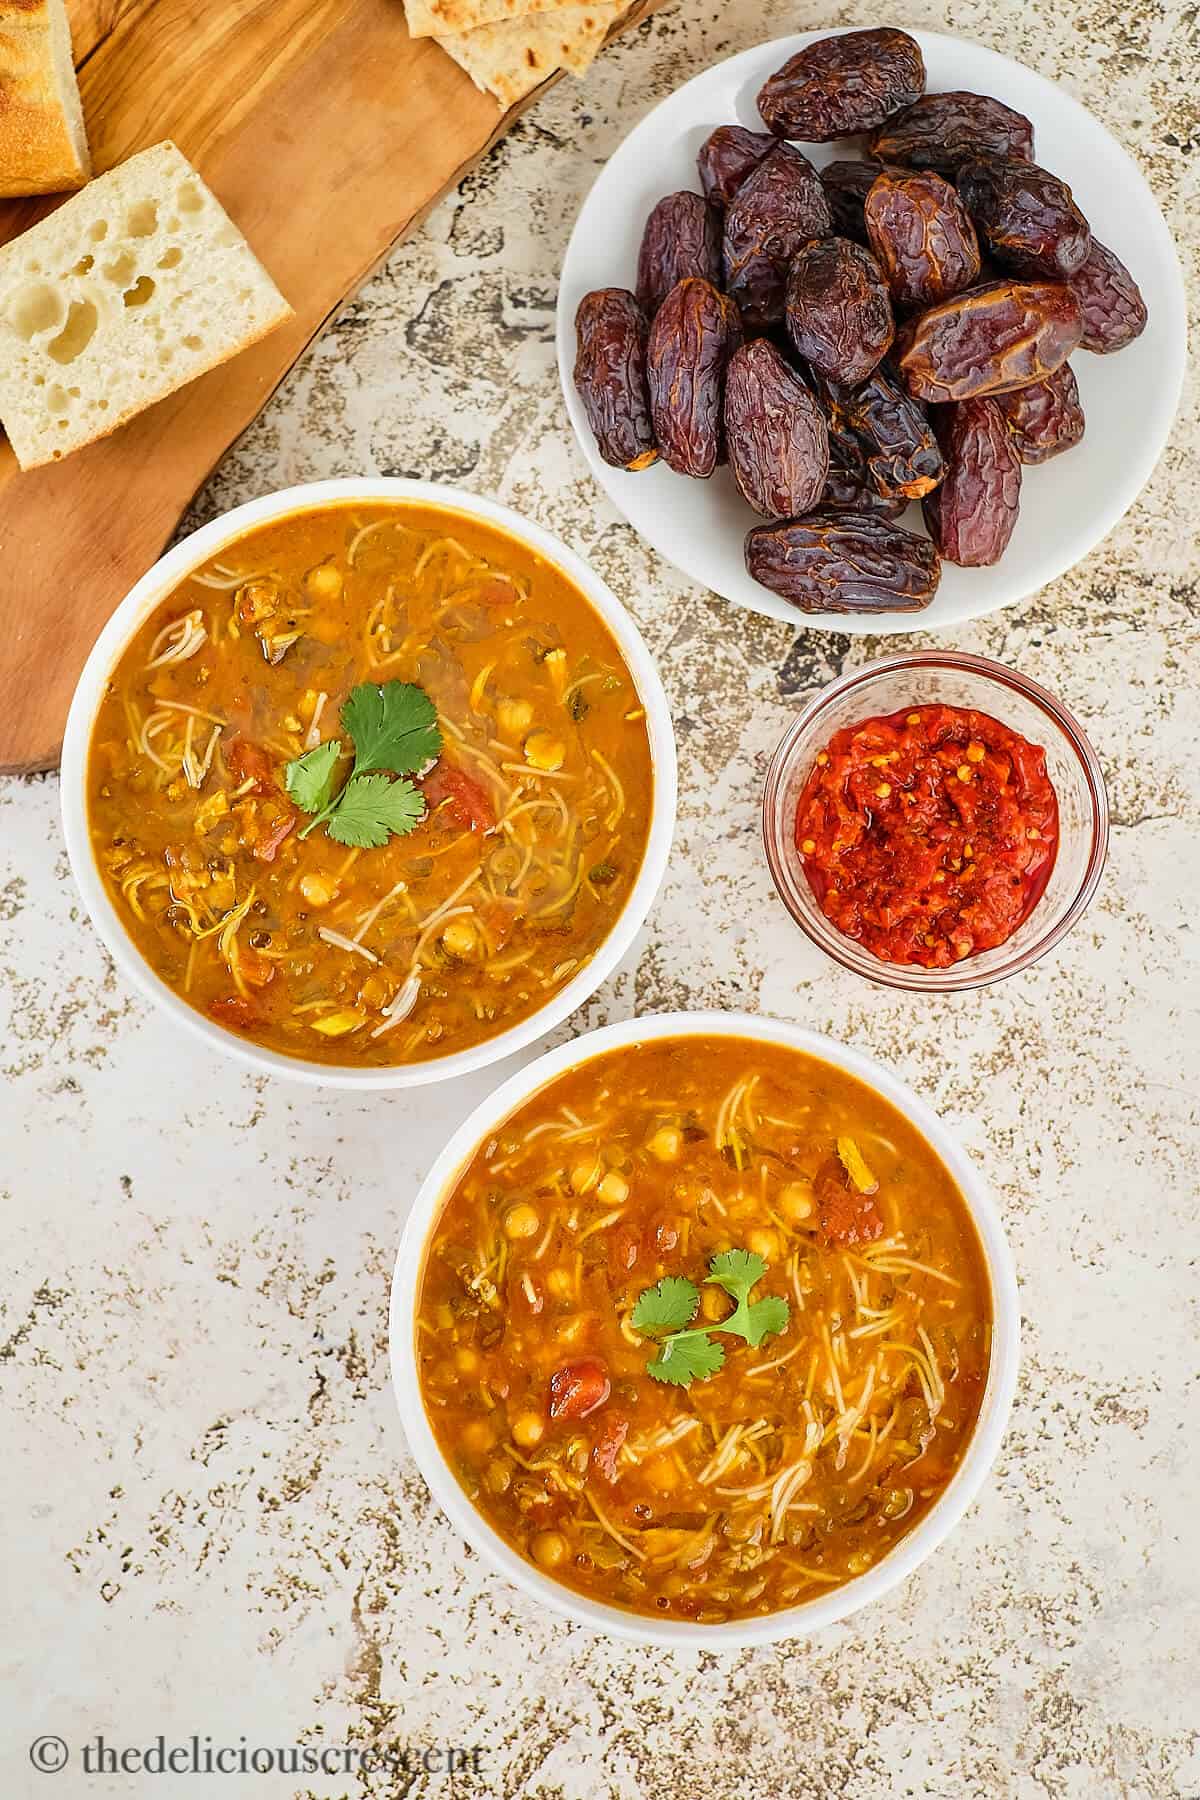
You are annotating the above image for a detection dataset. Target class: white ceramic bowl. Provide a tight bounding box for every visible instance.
[555,28,1188,634]
[60,478,678,1089]
[389,1009,1020,1647]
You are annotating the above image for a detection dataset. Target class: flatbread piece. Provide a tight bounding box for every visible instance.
[406,0,573,41]
[435,0,625,107]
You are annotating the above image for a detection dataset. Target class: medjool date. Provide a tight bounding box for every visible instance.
[820,160,879,245]
[807,368,912,514]
[957,157,1091,279]
[821,456,908,516]
[757,28,925,141]
[864,166,981,311]
[646,277,743,478]
[843,367,943,499]
[636,191,722,316]
[869,90,1034,172]
[697,125,776,207]
[1070,238,1148,353]
[994,365,1085,463]
[923,398,1021,566]
[745,512,940,613]
[785,238,894,385]
[896,280,1083,402]
[573,288,658,472]
[723,339,830,517]
[722,144,832,332]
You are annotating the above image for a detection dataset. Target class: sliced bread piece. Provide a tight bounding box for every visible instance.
[0,0,90,197]
[0,140,292,467]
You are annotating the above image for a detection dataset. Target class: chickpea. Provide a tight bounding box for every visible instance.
[646,1455,679,1492]
[546,1267,574,1301]
[746,1226,780,1263]
[569,1158,599,1195]
[441,917,478,960]
[496,696,534,738]
[511,1412,544,1449]
[461,1419,496,1457]
[485,1460,512,1496]
[304,562,344,601]
[530,1530,569,1570]
[358,973,394,1011]
[779,1182,814,1225]
[504,1203,540,1241]
[299,872,336,909]
[596,1170,629,1206]
[645,1125,682,1162]
[700,1287,731,1324]
[524,729,565,772]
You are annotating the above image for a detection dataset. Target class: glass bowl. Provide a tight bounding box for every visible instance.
[762,651,1109,993]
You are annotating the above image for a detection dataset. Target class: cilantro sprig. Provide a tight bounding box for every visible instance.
[284,681,441,849]
[631,1249,790,1388]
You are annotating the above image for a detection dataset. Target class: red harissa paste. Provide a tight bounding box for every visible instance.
[795,703,1059,967]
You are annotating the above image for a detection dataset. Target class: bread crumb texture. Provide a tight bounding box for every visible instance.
[0,139,292,467]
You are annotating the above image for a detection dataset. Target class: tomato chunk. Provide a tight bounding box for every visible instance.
[227,738,277,795]
[548,1358,611,1421]
[207,995,260,1032]
[472,577,521,609]
[238,948,276,989]
[591,1410,630,1484]
[423,763,496,834]
[607,1223,642,1280]
[814,1160,885,1247]
[250,804,297,864]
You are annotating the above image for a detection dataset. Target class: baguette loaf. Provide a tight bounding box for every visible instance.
[0,0,90,197]
[0,140,293,468]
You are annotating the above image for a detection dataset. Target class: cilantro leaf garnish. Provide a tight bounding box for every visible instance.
[633,1248,790,1389]
[704,1249,790,1348]
[340,681,441,776]
[647,1333,725,1387]
[632,1275,699,1335]
[285,681,442,847]
[285,739,342,815]
[707,1247,767,1295]
[325,773,426,848]
[739,1292,791,1348]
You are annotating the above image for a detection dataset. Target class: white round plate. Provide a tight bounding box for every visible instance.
[555,28,1187,634]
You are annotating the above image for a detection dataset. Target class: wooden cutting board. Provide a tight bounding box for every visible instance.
[0,0,662,774]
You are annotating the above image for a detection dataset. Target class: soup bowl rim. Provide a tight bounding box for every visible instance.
[60,477,678,1089]
[388,1007,1021,1647]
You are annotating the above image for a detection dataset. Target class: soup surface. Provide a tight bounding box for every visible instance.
[417,1035,992,1623]
[86,503,654,1065]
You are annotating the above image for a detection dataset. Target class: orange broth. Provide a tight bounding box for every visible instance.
[85,503,654,1065]
[417,1035,992,1623]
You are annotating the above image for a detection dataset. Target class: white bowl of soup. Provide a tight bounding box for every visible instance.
[390,1010,1019,1646]
[60,480,676,1087]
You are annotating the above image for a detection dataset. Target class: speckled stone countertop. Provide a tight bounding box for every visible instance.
[2,2,1197,1795]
